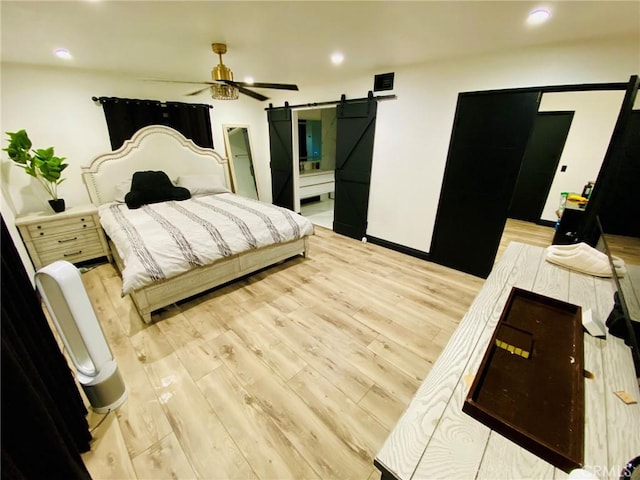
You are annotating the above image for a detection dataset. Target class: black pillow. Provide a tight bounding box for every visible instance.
[124,170,191,209]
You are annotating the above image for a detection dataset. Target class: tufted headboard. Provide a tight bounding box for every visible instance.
[82,125,230,205]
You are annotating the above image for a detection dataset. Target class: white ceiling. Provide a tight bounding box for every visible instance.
[2,1,639,92]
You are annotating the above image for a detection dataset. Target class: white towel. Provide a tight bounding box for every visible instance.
[545,244,626,277]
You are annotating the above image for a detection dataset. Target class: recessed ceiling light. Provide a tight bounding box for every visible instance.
[527,8,551,25]
[243,76,254,85]
[331,52,344,65]
[54,48,73,60]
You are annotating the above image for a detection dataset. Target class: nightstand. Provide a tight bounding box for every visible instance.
[16,204,111,270]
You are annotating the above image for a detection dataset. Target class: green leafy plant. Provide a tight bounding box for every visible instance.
[3,130,68,200]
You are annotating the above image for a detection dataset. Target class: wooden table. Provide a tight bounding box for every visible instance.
[375,242,640,480]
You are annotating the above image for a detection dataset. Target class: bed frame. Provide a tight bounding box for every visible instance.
[82,125,309,323]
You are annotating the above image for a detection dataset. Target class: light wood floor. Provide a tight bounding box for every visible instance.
[78,219,639,479]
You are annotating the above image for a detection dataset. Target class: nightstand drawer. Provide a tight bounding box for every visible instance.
[32,229,101,253]
[26,216,96,238]
[39,243,106,266]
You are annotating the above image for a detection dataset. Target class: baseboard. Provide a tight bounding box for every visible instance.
[365,235,431,261]
[537,219,556,228]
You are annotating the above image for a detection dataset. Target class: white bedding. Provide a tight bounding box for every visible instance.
[98,193,314,294]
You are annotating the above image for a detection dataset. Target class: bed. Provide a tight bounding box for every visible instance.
[82,125,313,324]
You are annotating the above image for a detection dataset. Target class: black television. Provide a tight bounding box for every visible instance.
[597,217,640,377]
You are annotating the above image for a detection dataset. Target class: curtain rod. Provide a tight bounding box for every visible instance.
[265,91,396,111]
[91,96,213,109]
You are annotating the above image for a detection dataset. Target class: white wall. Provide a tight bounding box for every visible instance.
[538,90,625,222]
[2,35,638,266]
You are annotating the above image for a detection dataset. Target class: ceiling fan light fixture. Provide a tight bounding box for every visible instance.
[210,83,239,100]
[173,42,297,100]
[210,43,239,99]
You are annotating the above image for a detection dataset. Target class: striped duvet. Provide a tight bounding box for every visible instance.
[98,193,314,294]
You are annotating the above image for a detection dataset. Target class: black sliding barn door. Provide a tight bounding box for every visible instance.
[430,91,540,278]
[333,99,378,239]
[509,111,574,222]
[268,107,294,209]
[581,76,639,243]
[596,110,640,237]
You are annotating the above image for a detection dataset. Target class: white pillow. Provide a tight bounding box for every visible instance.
[114,178,132,203]
[176,174,230,196]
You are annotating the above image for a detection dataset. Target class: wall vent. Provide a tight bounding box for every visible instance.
[374,72,395,92]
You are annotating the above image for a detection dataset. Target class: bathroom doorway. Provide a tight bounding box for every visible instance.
[269,95,379,238]
[296,107,337,229]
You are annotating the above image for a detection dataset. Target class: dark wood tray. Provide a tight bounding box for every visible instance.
[463,287,584,472]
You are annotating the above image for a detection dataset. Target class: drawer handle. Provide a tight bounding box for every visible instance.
[63,250,82,257]
[37,225,42,229]
[58,237,78,244]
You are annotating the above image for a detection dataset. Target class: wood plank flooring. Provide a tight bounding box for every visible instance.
[79,219,638,479]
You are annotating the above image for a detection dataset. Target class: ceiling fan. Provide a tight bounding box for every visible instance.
[166,43,299,101]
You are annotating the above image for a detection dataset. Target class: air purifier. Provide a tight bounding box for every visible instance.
[35,261,127,413]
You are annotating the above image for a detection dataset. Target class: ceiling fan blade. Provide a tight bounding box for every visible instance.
[235,85,269,101]
[231,81,299,91]
[186,86,212,96]
[146,79,217,86]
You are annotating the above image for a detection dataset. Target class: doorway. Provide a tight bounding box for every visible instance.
[508,112,574,222]
[268,95,379,238]
[296,108,337,229]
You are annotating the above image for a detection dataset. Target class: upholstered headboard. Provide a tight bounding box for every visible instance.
[82,125,230,205]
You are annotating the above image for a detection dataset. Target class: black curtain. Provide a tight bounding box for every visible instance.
[1,217,92,479]
[98,97,164,150]
[165,102,214,148]
[96,96,214,150]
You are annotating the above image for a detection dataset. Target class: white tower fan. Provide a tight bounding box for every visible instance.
[35,260,127,413]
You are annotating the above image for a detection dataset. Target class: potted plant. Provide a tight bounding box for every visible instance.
[3,129,68,212]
